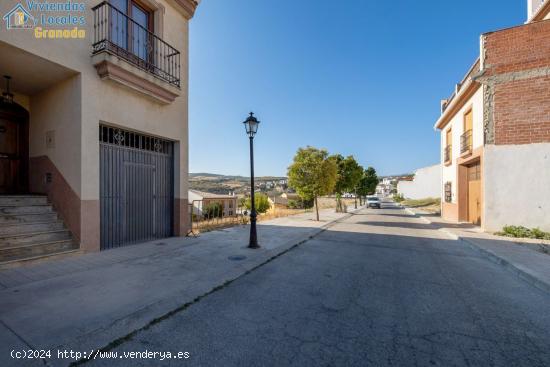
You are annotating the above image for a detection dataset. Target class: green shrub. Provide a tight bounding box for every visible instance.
[496,225,550,240]
[244,193,271,214]
[302,198,314,209]
[288,197,313,209]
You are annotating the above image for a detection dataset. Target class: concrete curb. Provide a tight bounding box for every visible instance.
[66,208,360,367]
[408,208,550,296]
[458,236,550,295]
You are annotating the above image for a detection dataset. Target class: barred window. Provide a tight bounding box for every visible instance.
[99,125,172,155]
[444,182,452,203]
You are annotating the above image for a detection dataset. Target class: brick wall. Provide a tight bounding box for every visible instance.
[482,19,550,145]
[484,20,550,75]
[493,76,550,144]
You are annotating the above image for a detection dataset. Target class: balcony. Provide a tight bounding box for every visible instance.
[91,1,181,103]
[444,145,452,164]
[460,130,472,154]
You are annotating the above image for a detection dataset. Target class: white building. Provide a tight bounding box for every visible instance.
[397,164,441,200]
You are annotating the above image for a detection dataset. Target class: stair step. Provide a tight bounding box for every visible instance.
[0,212,58,225]
[0,230,72,247]
[0,249,81,270]
[0,241,79,264]
[0,205,53,215]
[0,196,49,206]
[0,221,65,236]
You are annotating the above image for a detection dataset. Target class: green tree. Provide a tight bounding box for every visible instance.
[244,193,271,214]
[288,146,337,221]
[356,174,370,203]
[330,154,364,212]
[363,167,379,195]
[356,167,379,205]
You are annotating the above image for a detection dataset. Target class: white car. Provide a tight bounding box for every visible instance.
[366,196,381,209]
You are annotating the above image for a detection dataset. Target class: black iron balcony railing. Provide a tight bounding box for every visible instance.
[444,145,452,163]
[460,129,472,154]
[92,1,180,87]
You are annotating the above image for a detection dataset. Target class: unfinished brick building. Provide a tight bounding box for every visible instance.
[435,0,550,231]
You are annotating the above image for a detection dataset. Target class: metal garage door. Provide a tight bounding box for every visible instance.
[99,125,174,250]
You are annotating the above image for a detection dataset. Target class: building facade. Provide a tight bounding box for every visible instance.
[188,190,239,217]
[435,0,550,231]
[0,0,199,260]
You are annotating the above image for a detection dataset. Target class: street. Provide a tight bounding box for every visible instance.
[84,201,550,367]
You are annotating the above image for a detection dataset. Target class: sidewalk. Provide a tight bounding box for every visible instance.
[405,207,550,295]
[0,208,354,367]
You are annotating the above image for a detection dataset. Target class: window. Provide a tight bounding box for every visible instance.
[444,182,452,203]
[464,109,473,135]
[109,0,153,61]
[467,163,481,181]
[461,109,473,153]
[445,128,452,162]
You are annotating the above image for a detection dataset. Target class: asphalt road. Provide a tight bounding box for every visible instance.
[89,202,550,367]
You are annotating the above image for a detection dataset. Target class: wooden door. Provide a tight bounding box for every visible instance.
[0,118,21,194]
[467,163,481,225]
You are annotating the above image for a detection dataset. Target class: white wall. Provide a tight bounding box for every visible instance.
[484,143,550,231]
[397,164,441,199]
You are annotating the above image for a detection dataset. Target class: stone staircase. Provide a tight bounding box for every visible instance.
[0,195,79,265]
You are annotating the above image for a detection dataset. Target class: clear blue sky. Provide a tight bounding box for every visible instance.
[189,0,524,177]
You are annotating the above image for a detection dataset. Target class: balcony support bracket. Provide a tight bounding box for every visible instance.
[93,55,179,104]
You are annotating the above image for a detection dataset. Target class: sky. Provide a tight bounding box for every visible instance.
[188,0,524,177]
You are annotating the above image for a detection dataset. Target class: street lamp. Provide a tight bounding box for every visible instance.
[243,112,260,249]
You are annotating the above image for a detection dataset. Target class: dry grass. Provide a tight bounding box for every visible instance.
[191,215,248,233]
[259,208,311,221]
[191,196,359,234]
[191,208,312,233]
[316,197,357,210]
[401,197,441,214]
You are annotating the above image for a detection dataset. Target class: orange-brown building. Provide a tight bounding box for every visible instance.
[435,0,550,231]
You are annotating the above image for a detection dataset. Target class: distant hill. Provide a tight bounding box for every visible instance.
[189,173,287,195]
[189,173,286,181]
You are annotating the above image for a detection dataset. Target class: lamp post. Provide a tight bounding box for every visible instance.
[243,112,260,249]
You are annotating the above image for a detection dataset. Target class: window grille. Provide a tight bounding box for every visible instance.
[99,125,172,155]
[444,182,452,203]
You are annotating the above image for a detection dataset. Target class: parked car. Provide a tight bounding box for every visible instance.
[367,196,381,209]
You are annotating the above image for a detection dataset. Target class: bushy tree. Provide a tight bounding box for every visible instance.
[288,147,337,221]
[330,154,364,212]
[356,167,379,205]
[363,166,379,195]
[244,193,271,214]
